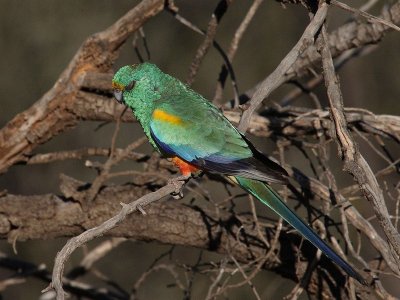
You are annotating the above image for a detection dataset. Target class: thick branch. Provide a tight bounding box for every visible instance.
[73,86,400,141]
[2,1,399,175]
[0,175,369,299]
[0,0,164,174]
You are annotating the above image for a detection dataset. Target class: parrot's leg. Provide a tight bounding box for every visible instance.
[168,157,198,199]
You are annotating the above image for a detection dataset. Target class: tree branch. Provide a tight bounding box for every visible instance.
[237,3,328,132]
[46,176,186,299]
[0,175,370,299]
[288,0,400,78]
[317,22,400,261]
[0,0,164,174]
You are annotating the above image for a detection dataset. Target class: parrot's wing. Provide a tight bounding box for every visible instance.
[149,93,287,184]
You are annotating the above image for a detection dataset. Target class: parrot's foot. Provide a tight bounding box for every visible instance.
[168,174,191,199]
[191,170,204,179]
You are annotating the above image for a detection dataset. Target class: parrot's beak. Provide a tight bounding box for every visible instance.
[113,89,123,104]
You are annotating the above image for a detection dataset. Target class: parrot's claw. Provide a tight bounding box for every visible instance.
[171,190,184,200]
[168,174,191,199]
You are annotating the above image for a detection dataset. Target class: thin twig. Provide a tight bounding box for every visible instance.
[205,259,227,300]
[332,0,400,32]
[213,0,264,105]
[229,255,262,300]
[85,137,147,202]
[238,3,328,132]
[166,1,239,101]
[46,178,187,300]
[186,0,232,85]
[23,148,147,165]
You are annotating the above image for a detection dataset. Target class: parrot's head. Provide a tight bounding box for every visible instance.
[112,63,165,109]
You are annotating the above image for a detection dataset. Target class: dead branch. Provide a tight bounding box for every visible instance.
[237,3,329,132]
[317,22,400,259]
[0,0,399,299]
[46,176,187,299]
[288,0,400,78]
[186,0,232,85]
[0,174,371,299]
[213,0,264,104]
[2,1,399,174]
[0,0,165,174]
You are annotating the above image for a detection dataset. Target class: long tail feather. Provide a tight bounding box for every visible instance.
[235,176,367,285]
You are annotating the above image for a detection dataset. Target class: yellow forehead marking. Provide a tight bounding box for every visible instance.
[153,109,183,125]
[112,81,124,90]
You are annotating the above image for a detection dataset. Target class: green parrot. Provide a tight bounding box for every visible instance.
[112,62,366,285]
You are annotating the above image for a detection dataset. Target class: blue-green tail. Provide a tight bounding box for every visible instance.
[235,176,366,285]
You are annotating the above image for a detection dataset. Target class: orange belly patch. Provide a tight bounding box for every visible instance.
[171,157,199,176]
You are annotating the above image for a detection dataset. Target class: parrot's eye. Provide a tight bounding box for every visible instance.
[125,80,136,91]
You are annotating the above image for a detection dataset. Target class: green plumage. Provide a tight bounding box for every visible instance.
[112,63,366,285]
[114,64,251,160]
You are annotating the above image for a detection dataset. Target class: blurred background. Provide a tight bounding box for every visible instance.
[0,0,399,299]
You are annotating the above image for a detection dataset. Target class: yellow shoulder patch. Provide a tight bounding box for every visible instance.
[153,109,183,125]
